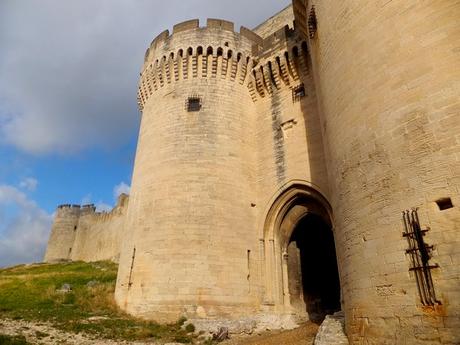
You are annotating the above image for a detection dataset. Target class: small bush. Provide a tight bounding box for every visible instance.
[185,323,195,333]
[0,334,31,345]
[173,333,193,343]
[177,316,187,326]
[62,293,76,305]
[35,330,49,339]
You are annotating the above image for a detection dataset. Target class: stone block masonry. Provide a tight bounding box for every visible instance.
[45,194,128,263]
[45,2,460,344]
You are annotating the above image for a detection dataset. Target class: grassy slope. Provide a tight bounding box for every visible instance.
[0,334,30,345]
[0,261,195,343]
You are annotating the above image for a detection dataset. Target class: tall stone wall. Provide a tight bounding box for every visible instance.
[295,1,460,344]
[44,205,82,262]
[44,195,129,263]
[116,19,262,321]
[253,4,294,39]
[251,26,329,206]
[44,3,460,343]
[249,24,331,316]
[115,9,334,326]
[71,194,128,262]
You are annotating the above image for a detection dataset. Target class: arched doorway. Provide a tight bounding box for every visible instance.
[261,182,341,323]
[287,213,341,323]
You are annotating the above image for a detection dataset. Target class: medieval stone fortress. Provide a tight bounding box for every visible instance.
[45,1,460,344]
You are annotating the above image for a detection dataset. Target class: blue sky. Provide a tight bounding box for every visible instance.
[0,0,290,267]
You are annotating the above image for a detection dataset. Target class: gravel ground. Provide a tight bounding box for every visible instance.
[221,322,319,345]
[0,319,319,345]
[0,319,157,345]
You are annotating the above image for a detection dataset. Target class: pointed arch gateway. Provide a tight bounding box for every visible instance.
[261,182,341,323]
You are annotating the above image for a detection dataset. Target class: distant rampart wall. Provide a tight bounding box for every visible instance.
[44,194,129,263]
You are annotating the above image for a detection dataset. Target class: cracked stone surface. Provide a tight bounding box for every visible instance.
[314,312,349,345]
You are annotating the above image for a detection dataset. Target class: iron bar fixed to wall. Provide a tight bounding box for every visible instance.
[402,208,440,306]
[128,247,136,290]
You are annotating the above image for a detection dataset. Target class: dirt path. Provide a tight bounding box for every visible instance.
[222,322,319,345]
[1,318,319,345]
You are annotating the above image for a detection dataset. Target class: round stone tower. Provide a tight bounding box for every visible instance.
[44,205,81,262]
[115,19,262,321]
[295,1,460,343]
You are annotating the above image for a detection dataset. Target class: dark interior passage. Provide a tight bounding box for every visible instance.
[287,213,341,323]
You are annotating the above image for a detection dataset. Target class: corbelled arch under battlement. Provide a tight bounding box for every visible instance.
[138,47,257,110]
[250,39,310,99]
[137,18,264,110]
[138,20,314,109]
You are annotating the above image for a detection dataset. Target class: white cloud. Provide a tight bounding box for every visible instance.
[79,181,130,212]
[80,194,93,206]
[0,0,289,155]
[95,202,113,212]
[19,177,38,191]
[0,185,53,268]
[113,182,130,200]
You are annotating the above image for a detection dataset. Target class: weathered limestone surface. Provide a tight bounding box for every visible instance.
[314,312,349,345]
[294,0,460,344]
[253,5,294,38]
[44,194,128,263]
[44,2,460,344]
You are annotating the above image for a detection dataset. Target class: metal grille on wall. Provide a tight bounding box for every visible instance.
[402,209,440,306]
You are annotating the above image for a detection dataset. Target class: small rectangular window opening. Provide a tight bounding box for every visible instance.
[436,197,453,211]
[186,96,202,112]
[292,84,306,102]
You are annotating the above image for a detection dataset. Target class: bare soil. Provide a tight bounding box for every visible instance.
[222,322,318,345]
[0,319,156,345]
[1,319,319,345]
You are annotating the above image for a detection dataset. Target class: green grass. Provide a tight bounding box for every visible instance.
[0,334,31,344]
[0,261,195,343]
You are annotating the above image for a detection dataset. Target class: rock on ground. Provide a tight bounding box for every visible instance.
[314,312,349,345]
[221,322,319,345]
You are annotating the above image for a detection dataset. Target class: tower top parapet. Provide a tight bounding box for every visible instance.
[144,18,263,64]
[57,204,81,210]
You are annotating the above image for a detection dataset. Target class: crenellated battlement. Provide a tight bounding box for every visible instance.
[56,195,128,219]
[56,203,96,216]
[144,18,262,63]
[138,20,311,108]
[250,40,310,99]
[137,19,264,110]
[247,25,310,99]
[46,194,130,263]
[57,204,81,209]
[137,48,258,109]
